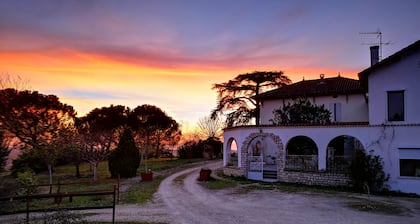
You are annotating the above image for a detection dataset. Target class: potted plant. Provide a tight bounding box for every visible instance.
[198,167,212,181]
[140,144,153,181]
[141,168,153,181]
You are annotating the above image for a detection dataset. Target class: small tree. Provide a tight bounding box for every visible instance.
[271,98,331,125]
[0,130,9,171]
[350,150,389,193]
[108,128,140,178]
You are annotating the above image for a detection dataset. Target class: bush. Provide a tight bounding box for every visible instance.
[11,150,47,176]
[350,150,389,193]
[178,141,204,159]
[16,169,38,195]
[108,128,140,178]
[0,146,8,171]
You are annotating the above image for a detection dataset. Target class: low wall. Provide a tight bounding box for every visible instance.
[279,171,351,187]
[223,166,351,187]
[223,166,243,177]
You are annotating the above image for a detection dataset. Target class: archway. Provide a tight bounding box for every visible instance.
[327,135,364,173]
[226,138,238,167]
[241,133,283,181]
[285,136,318,171]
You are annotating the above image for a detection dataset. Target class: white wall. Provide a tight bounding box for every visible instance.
[224,124,420,194]
[260,94,368,125]
[368,50,420,125]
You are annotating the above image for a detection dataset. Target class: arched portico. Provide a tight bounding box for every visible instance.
[241,132,283,181]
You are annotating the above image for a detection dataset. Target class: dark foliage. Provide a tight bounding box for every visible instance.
[271,98,331,125]
[350,150,389,193]
[0,131,8,171]
[178,138,223,159]
[108,128,140,178]
[0,146,7,171]
[11,151,46,176]
[212,71,291,127]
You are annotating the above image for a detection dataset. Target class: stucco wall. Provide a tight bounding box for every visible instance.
[368,50,420,125]
[223,124,420,194]
[260,94,368,125]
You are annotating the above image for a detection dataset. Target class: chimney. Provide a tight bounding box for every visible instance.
[370,45,379,66]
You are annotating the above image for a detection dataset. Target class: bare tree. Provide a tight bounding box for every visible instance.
[197,116,224,140]
[0,73,30,90]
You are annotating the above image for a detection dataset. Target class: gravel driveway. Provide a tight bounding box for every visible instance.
[2,161,419,223]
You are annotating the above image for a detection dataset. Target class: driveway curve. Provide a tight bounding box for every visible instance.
[156,161,420,224]
[2,161,419,224]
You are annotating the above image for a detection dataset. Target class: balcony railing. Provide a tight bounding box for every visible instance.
[285,155,318,172]
[327,156,352,174]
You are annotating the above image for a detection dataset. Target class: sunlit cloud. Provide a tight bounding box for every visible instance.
[1,0,419,133]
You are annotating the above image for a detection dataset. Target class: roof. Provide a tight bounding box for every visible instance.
[358,40,420,89]
[254,76,363,100]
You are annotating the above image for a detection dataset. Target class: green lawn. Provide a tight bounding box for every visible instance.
[0,158,210,215]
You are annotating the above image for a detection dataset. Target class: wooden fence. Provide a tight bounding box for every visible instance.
[0,178,120,224]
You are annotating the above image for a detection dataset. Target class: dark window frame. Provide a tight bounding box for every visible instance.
[399,159,420,177]
[387,90,405,121]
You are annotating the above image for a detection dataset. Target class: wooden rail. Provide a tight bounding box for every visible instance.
[0,185,117,224]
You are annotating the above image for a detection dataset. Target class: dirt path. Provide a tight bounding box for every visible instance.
[156,161,420,224]
[2,161,419,223]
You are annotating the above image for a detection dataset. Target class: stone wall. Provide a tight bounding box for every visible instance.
[223,166,243,177]
[278,171,351,187]
[222,131,352,188]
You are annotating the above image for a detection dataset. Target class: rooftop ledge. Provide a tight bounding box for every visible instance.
[224,122,420,131]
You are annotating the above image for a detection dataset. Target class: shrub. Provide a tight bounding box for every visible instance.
[350,150,389,193]
[108,127,140,178]
[11,150,46,176]
[16,169,38,195]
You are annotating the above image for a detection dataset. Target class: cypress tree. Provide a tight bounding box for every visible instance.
[109,127,140,178]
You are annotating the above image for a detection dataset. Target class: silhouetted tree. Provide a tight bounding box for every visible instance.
[271,98,331,125]
[212,71,290,127]
[129,105,181,159]
[77,105,128,181]
[0,130,10,171]
[0,88,76,184]
[108,127,140,178]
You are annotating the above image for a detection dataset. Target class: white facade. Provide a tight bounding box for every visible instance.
[223,40,420,195]
[367,49,420,125]
[260,94,368,125]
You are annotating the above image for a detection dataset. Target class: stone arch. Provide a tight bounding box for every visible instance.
[285,135,318,171]
[240,132,284,177]
[326,135,364,173]
[226,137,239,167]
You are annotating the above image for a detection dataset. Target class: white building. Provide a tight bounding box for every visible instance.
[223,40,420,194]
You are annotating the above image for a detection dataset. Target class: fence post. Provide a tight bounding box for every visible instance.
[112,185,116,224]
[25,192,29,224]
[117,175,120,203]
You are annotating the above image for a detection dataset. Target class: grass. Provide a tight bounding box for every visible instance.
[121,176,164,204]
[347,199,406,215]
[0,158,211,214]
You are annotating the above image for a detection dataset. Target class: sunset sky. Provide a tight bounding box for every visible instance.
[1,0,419,132]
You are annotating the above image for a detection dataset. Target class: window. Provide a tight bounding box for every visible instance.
[329,103,342,122]
[400,159,420,177]
[388,91,404,121]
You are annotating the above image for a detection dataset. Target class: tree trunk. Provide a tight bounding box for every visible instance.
[48,164,53,185]
[75,163,80,178]
[92,162,99,181]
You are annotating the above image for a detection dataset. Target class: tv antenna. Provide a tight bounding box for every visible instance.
[360,30,392,61]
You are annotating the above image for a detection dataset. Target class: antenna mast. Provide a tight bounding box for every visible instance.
[360,30,391,61]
